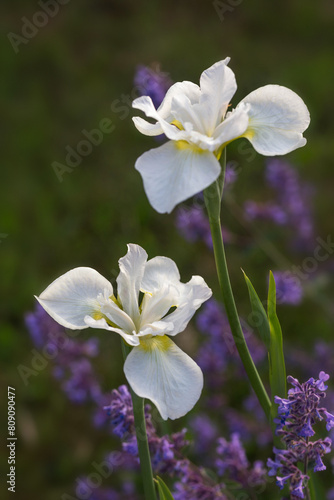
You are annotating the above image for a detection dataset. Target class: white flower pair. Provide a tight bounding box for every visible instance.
[36,58,310,420]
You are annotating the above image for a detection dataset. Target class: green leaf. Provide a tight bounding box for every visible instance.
[267,271,287,424]
[243,270,271,350]
[155,476,175,500]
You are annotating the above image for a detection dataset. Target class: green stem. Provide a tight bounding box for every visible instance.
[121,342,157,500]
[204,149,271,420]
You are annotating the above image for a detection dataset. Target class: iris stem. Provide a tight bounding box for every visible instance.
[121,342,157,500]
[204,148,271,421]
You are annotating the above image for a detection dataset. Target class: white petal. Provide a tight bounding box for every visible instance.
[132,96,188,142]
[132,116,164,136]
[198,58,237,134]
[156,80,201,116]
[84,316,140,346]
[117,244,147,322]
[141,256,181,292]
[139,286,177,326]
[135,140,221,213]
[167,275,212,335]
[132,82,200,138]
[212,103,250,147]
[171,94,207,135]
[124,336,203,420]
[98,296,136,334]
[36,267,113,329]
[238,85,310,155]
[137,320,174,337]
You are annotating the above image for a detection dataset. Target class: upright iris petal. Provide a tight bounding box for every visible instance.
[132,58,310,213]
[35,244,212,420]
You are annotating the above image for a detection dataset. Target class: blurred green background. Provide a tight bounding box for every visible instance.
[1,0,334,498]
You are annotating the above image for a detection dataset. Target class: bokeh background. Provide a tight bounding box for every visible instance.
[1,0,334,498]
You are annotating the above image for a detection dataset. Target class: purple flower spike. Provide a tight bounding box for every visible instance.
[269,372,333,498]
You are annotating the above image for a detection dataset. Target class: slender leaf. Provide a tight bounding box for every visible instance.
[267,271,287,420]
[243,270,271,350]
[155,476,175,500]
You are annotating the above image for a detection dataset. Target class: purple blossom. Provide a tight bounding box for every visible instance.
[215,433,267,489]
[273,271,304,305]
[175,205,212,246]
[244,159,315,250]
[103,384,188,475]
[75,476,138,500]
[25,304,102,404]
[269,372,333,498]
[244,200,287,225]
[196,298,266,382]
[189,414,219,457]
[173,460,226,500]
[134,64,172,109]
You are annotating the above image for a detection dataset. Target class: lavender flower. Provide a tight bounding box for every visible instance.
[196,298,266,381]
[134,64,172,109]
[175,205,212,246]
[25,304,102,404]
[244,200,287,225]
[104,384,188,475]
[189,414,219,458]
[273,271,304,305]
[75,476,138,500]
[173,461,226,500]
[216,433,267,489]
[268,372,334,498]
[244,159,315,250]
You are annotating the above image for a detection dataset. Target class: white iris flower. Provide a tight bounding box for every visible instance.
[133,58,310,213]
[36,244,212,420]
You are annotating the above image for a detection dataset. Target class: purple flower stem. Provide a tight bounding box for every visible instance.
[304,438,311,500]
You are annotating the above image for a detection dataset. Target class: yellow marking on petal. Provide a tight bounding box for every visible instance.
[175,140,205,155]
[171,119,183,130]
[92,312,104,320]
[216,129,255,157]
[110,294,121,307]
[242,128,255,140]
[139,335,171,353]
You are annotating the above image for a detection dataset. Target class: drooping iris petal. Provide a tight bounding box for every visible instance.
[166,275,213,335]
[135,140,221,213]
[237,85,310,155]
[36,267,113,329]
[84,316,140,346]
[117,244,147,322]
[132,81,200,136]
[132,96,188,141]
[124,336,203,420]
